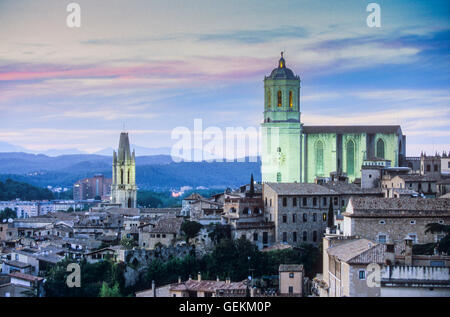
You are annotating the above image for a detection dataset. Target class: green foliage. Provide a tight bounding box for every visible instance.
[0,207,17,221]
[144,237,320,290]
[0,178,54,201]
[207,224,232,245]
[120,236,137,249]
[181,221,203,242]
[43,259,125,297]
[99,282,121,297]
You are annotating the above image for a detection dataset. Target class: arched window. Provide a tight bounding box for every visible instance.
[376,138,385,159]
[127,198,132,208]
[267,90,271,108]
[120,169,123,184]
[127,169,130,184]
[346,140,355,176]
[315,141,324,176]
[277,91,282,107]
[289,91,293,108]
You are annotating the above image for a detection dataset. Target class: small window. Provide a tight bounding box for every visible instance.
[322,213,327,221]
[303,231,307,241]
[277,90,282,107]
[282,214,287,223]
[378,235,387,243]
[293,231,297,242]
[379,220,386,224]
[302,198,307,206]
[313,213,317,222]
[282,232,287,242]
[303,213,307,222]
[292,214,296,223]
[288,286,293,294]
[277,172,282,182]
[289,91,293,108]
[410,220,416,225]
[313,197,317,206]
[253,233,258,241]
[293,197,297,207]
[265,197,267,206]
[312,231,317,242]
[289,272,294,278]
[358,270,366,280]
[323,197,327,206]
[283,197,287,207]
[438,220,444,224]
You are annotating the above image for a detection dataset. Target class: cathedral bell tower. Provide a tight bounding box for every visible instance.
[261,52,302,183]
[111,132,137,208]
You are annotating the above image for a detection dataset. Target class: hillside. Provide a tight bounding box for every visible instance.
[0,152,261,190]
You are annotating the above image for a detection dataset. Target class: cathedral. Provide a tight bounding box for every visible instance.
[111,132,137,208]
[261,53,407,183]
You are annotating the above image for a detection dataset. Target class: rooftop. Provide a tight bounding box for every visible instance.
[345,197,450,217]
[327,238,385,264]
[303,125,402,135]
[170,279,247,292]
[265,183,337,196]
[279,264,303,272]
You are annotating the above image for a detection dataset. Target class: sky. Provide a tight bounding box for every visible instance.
[0,0,449,156]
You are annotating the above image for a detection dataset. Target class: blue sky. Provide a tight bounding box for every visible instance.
[0,0,449,156]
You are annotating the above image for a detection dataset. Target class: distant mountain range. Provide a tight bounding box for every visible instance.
[0,141,172,157]
[0,152,261,190]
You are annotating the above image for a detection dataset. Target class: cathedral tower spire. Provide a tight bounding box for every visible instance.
[111,132,137,208]
[261,53,302,183]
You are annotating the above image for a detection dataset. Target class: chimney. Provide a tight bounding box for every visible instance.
[178,276,181,284]
[197,272,201,282]
[216,276,220,282]
[225,277,231,284]
[404,237,413,266]
[188,275,192,281]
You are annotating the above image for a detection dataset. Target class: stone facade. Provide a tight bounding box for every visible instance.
[260,54,406,184]
[343,197,450,244]
[111,132,137,208]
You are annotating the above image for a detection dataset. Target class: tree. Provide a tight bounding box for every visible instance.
[208,224,232,245]
[120,236,136,249]
[181,221,203,243]
[99,282,121,297]
[0,207,17,221]
[249,174,255,197]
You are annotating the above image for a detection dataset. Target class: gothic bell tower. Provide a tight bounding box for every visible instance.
[111,132,137,208]
[261,52,302,183]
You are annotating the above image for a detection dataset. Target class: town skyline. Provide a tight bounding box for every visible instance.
[0,0,449,156]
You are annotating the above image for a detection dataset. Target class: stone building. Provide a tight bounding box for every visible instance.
[138,217,183,250]
[316,235,450,297]
[263,183,340,246]
[279,264,304,296]
[221,196,274,249]
[111,132,137,208]
[343,197,450,244]
[381,174,438,198]
[261,53,406,184]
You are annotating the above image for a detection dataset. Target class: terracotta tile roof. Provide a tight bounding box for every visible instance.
[9,272,44,282]
[322,182,382,195]
[148,217,183,234]
[346,197,450,217]
[265,183,337,195]
[279,264,303,272]
[170,279,246,292]
[327,238,385,264]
